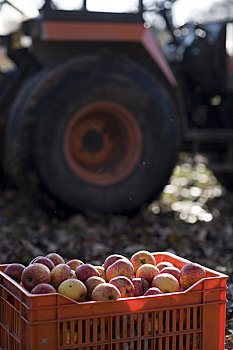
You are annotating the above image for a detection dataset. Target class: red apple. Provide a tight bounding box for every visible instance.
[58,279,87,301]
[135,264,160,283]
[30,256,44,263]
[130,250,156,273]
[156,261,173,271]
[4,263,25,283]
[159,266,181,282]
[106,259,134,281]
[31,283,56,294]
[30,257,55,271]
[179,285,186,292]
[109,276,135,298]
[21,263,51,291]
[103,254,126,270]
[75,264,99,282]
[132,277,150,296]
[144,287,163,296]
[66,259,84,270]
[50,263,71,289]
[152,273,180,293]
[46,253,65,266]
[85,276,106,299]
[180,263,206,289]
[91,283,121,301]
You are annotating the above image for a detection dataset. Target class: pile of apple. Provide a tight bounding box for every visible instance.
[3,251,206,302]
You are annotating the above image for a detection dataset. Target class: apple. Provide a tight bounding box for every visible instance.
[103,254,126,270]
[21,263,51,291]
[156,261,173,271]
[66,259,84,270]
[95,266,107,281]
[46,253,65,266]
[135,264,160,283]
[30,257,55,271]
[130,250,156,273]
[31,283,56,294]
[159,266,181,282]
[4,263,25,283]
[106,259,134,281]
[30,256,44,263]
[132,277,150,296]
[69,270,77,279]
[109,276,135,298]
[144,287,163,296]
[58,279,87,301]
[152,273,180,293]
[50,263,71,289]
[91,283,121,301]
[75,264,100,282]
[60,327,77,345]
[180,263,206,289]
[85,276,106,299]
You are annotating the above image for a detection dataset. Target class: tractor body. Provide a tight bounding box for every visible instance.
[0,0,232,214]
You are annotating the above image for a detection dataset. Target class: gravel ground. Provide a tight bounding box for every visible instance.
[0,154,232,349]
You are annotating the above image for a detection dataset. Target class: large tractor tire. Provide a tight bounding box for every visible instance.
[4,53,179,215]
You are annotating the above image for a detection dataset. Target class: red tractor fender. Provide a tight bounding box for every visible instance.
[40,21,178,87]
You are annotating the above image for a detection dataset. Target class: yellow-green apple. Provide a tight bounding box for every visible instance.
[91,283,121,301]
[156,261,173,271]
[135,264,160,283]
[75,264,100,282]
[106,259,134,281]
[159,266,181,283]
[31,283,56,294]
[130,250,156,273]
[51,263,71,289]
[180,263,206,289]
[60,328,78,345]
[85,276,106,299]
[95,266,107,281]
[21,263,51,291]
[144,287,163,296]
[66,259,84,270]
[30,257,55,271]
[69,270,77,279]
[103,254,126,270]
[109,276,135,298]
[132,277,150,296]
[152,273,180,293]
[4,263,25,283]
[58,279,87,301]
[46,252,65,266]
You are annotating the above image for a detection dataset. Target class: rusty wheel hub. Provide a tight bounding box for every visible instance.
[64,101,142,185]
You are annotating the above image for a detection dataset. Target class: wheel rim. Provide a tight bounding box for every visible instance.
[64,101,143,185]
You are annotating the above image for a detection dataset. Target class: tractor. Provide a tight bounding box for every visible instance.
[0,0,232,215]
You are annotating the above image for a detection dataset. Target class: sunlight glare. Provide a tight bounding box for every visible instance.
[190,187,202,197]
[87,0,138,13]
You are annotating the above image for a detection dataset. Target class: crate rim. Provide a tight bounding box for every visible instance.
[0,251,228,306]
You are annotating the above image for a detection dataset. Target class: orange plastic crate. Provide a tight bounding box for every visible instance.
[0,252,228,350]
